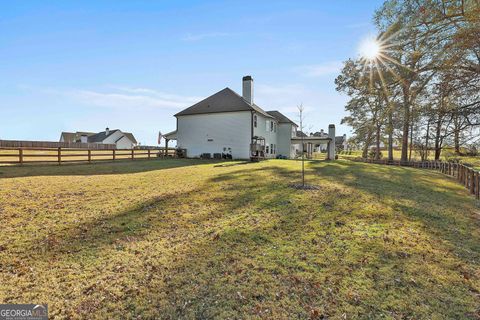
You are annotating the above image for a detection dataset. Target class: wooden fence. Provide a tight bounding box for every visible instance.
[0,139,116,149]
[0,147,182,165]
[353,158,480,199]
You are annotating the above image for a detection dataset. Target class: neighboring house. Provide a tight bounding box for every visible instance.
[335,134,348,151]
[60,128,137,149]
[166,76,336,160]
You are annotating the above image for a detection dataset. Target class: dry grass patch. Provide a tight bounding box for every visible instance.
[0,159,479,319]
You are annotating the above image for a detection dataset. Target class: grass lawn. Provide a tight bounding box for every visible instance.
[337,150,480,170]
[0,159,479,319]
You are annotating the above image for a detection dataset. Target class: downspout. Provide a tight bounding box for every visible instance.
[250,111,254,159]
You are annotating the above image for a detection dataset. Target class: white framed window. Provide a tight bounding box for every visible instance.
[274,122,276,132]
[253,115,257,128]
[270,121,274,132]
[266,145,269,154]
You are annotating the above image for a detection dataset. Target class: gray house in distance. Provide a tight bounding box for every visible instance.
[164,76,336,160]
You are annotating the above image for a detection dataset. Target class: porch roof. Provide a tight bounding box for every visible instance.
[163,130,177,140]
[291,136,332,144]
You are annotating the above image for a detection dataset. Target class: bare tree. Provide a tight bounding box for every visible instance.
[298,104,305,187]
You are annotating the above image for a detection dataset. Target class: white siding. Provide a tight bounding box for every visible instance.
[177,111,252,159]
[115,136,135,149]
[103,131,135,149]
[253,113,277,159]
[277,123,294,158]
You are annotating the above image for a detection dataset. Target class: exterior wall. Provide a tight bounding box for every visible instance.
[103,131,135,149]
[176,111,252,159]
[276,123,295,158]
[115,136,135,149]
[253,113,278,159]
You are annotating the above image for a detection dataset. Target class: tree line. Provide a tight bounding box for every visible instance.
[336,0,480,161]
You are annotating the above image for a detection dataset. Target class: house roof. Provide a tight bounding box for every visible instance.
[87,130,119,143]
[61,130,137,144]
[296,130,308,137]
[335,136,346,144]
[266,111,297,126]
[175,87,274,118]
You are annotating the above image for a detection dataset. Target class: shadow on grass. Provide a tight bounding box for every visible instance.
[5,160,480,318]
[309,160,480,263]
[0,158,225,179]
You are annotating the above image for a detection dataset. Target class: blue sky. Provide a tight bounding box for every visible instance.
[0,1,383,145]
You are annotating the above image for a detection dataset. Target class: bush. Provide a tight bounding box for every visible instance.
[368,149,383,159]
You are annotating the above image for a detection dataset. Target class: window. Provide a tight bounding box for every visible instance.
[266,145,269,154]
[253,115,257,128]
[270,121,274,132]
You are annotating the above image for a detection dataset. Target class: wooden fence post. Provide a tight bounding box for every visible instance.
[88,150,91,163]
[19,148,23,165]
[131,149,134,160]
[476,172,480,200]
[113,149,116,161]
[57,147,61,165]
[470,169,475,194]
[148,149,151,159]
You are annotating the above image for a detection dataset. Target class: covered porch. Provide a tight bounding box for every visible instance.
[291,136,335,160]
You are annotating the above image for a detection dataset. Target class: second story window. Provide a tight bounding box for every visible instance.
[253,115,257,128]
[270,121,274,132]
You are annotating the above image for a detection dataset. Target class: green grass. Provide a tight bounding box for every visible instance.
[338,150,480,169]
[0,159,479,319]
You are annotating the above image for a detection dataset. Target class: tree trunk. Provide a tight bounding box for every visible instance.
[409,120,414,161]
[362,129,372,158]
[387,109,393,161]
[400,86,411,162]
[423,120,430,161]
[434,116,442,160]
[375,124,381,160]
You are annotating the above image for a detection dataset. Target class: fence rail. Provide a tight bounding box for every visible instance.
[0,147,183,165]
[0,139,117,149]
[353,158,480,199]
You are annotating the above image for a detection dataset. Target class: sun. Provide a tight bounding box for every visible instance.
[359,37,381,61]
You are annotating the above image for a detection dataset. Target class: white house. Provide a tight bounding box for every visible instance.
[165,76,336,160]
[60,128,137,149]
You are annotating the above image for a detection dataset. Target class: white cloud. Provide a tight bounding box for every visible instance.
[64,87,202,110]
[294,61,343,77]
[181,32,234,41]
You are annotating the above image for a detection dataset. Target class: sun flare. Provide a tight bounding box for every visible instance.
[359,37,381,61]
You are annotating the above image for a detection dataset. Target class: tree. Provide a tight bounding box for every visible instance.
[298,104,306,187]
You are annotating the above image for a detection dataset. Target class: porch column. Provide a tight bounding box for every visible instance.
[328,124,336,160]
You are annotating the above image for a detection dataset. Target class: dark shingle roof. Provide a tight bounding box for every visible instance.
[296,130,307,137]
[266,111,297,126]
[335,136,346,144]
[87,130,119,143]
[175,87,273,118]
